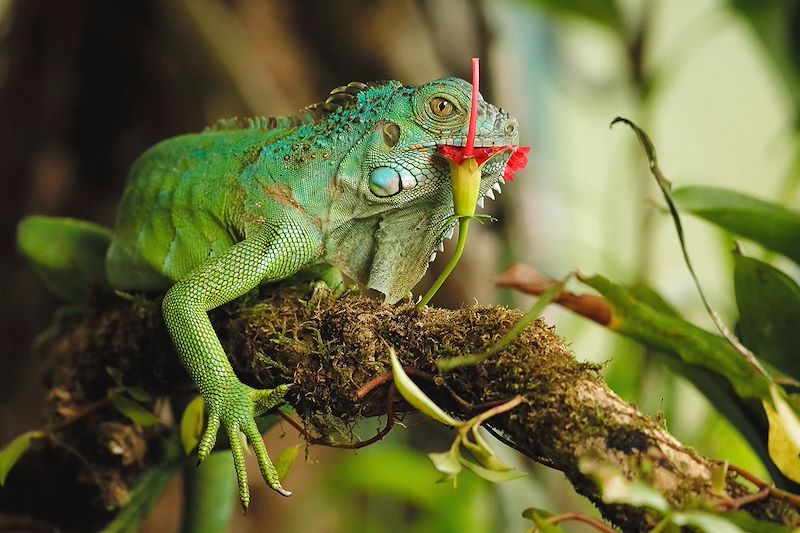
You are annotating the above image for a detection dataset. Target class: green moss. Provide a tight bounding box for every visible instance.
[26,282,800,530]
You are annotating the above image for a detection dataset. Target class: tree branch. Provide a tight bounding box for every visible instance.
[8,285,800,531]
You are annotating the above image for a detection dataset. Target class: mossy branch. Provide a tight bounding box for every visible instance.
[12,285,800,531]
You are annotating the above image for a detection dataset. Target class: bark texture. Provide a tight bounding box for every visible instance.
[6,284,800,531]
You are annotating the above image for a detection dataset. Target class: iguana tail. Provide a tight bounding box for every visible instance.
[17,215,112,303]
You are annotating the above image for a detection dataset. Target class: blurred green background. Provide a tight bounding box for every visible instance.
[1,0,798,531]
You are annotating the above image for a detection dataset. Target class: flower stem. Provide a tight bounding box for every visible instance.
[436,273,572,370]
[418,217,470,308]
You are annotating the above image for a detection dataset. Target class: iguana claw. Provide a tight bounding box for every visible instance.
[197,382,292,509]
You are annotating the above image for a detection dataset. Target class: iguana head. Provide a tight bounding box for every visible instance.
[323,77,523,303]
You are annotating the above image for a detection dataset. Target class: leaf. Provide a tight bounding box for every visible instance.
[180,395,205,455]
[734,253,800,378]
[659,359,786,484]
[274,444,303,484]
[521,508,565,533]
[111,395,163,427]
[581,274,772,401]
[17,215,112,303]
[461,425,516,472]
[494,263,612,325]
[522,0,625,34]
[581,274,800,486]
[581,457,796,532]
[612,118,770,379]
[106,366,124,387]
[0,431,45,485]
[602,476,670,513]
[125,387,152,403]
[580,457,669,512]
[710,462,729,495]
[672,186,800,264]
[763,385,800,483]
[389,347,459,427]
[428,439,463,485]
[459,457,527,483]
[670,510,746,533]
[723,510,799,533]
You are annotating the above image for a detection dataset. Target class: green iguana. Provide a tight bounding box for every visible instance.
[18,77,524,509]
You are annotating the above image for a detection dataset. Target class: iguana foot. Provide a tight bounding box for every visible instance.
[309,266,345,299]
[196,382,292,509]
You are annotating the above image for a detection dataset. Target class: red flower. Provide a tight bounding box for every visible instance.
[437,144,531,182]
[503,146,530,182]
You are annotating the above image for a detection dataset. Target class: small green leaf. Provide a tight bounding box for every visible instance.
[125,386,152,403]
[672,186,800,264]
[723,510,799,533]
[428,439,463,484]
[763,385,800,483]
[710,461,728,495]
[111,395,163,427]
[734,254,800,378]
[274,444,303,484]
[106,366,124,387]
[460,424,518,473]
[0,431,45,485]
[521,508,565,533]
[670,510,746,533]
[17,216,112,304]
[389,347,459,426]
[180,395,205,455]
[580,457,793,533]
[605,478,669,512]
[459,457,527,483]
[580,458,669,512]
[521,507,554,520]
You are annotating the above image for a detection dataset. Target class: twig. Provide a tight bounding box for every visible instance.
[729,464,800,507]
[279,385,397,450]
[544,511,618,533]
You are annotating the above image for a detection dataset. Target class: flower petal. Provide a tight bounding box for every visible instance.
[503,146,530,182]
[438,144,465,165]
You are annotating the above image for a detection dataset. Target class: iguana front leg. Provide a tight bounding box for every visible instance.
[161,216,320,509]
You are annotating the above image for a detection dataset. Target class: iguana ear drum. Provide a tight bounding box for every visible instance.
[382,123,400,148]
[369,167,401,197]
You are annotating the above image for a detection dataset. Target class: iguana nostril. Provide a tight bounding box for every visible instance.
[383,123,401,148]
[505,121,517,136]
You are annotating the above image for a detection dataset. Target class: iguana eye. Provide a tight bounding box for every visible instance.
[429,97,456,118]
